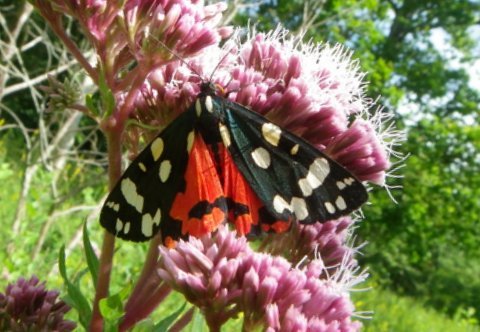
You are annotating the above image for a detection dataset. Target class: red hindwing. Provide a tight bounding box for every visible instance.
[169,134,290,243]
[169,134,227,238]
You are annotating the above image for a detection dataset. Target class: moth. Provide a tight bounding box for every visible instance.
[100,82,368,247]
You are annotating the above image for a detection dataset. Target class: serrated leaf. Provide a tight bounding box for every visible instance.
[153,302,188,332]
[58,246,92,329]
[83,222,99,287]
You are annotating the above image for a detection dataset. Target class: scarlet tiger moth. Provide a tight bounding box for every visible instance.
[100,82,368,246]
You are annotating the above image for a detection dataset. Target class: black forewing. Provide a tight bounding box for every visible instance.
[100,109,196,242]
[220,98,368,224]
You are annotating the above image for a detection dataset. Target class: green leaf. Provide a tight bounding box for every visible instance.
[83,222,99,287]
[188,308,207,332]
[153,302,188,332]
[98,69,115,117]
[58,246,92,329]
[131,319,155,332]
[85,94,99,117]
[99,284,132,328]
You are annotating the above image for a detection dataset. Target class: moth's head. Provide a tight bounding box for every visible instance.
[199,81,227,97]
[200,82,216,95]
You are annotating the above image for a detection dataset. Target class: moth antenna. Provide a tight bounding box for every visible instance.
[208,42,236,83]
[153,38,204,81]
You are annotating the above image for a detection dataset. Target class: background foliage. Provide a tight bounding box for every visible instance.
[1,0,479,330]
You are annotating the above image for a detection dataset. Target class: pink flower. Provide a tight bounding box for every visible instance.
[158,227,364,331]
[123,0,228,62]
[325,117,394,185]
[263,217,358,275]
[36,0,230,122]
[158,227,249,328]
[226,30,394,184]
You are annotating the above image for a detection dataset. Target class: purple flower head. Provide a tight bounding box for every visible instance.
[263,217,358,275]
[226,29,397,185]
[137,27,399,187]
[237,245,364,331]
[37,0,230,125]
[44,0,227,60]
[0,276,76,332]
[157,225,365,331]
[158,226,250,326]
[123,0,228,63]
[325,117,391,185]
[44,0,115,41]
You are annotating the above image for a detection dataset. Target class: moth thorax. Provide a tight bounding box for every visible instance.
[200,82,217,95]
[195,99,223,145]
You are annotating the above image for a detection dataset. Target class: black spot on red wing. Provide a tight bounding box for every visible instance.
[259,207,292,233]
[225,197,250,219]
[188,196,228,219]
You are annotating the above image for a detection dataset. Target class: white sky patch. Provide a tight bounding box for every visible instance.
[397,27,479,126]
[430,27,480,91]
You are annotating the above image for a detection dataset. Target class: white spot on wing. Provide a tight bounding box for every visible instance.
[262,123,282,146]
[298,178,313,196]
[291,197,308,220]
[290,144,299,155]
[139,162,147,172]
[325,202,336,214]
[251,147,271,169]
[124,222,131,234]
[151,138,164,161]
[159,160,172,182]
[205,96,213,113]
[273,195,309,221]
[298,158,330,197]
[310,158,330,183]
[219,123,231,147]
[116,219,123,233]
[121,178,144,213]
[187,131,195,152]
[335,196,347,210]
[336,181,346,190]
[106,201,119,211]
[195,99,202,117]
[273,195,290,214]
[141,209,161,237]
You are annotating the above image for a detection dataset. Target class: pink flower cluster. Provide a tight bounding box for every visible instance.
[35,0,230,127]
[264,217,357,273]
[42,0,228,57]
[158,227,363,331]
[137,28,395,185]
